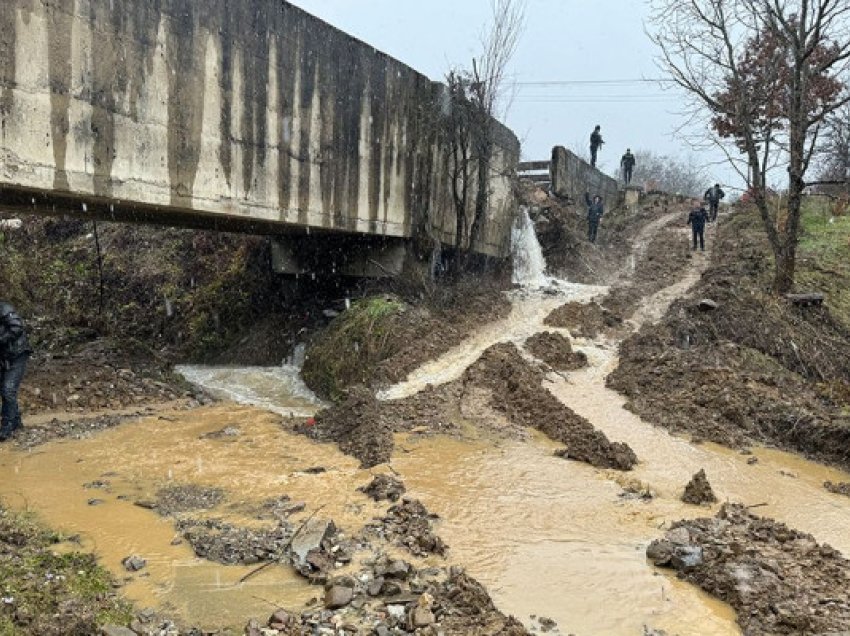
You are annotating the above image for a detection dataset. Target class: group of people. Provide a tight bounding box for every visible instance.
[0,302,30,441]
[586,124,727,250]
[588,125,636,185]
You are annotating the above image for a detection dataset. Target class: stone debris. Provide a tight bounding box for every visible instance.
[647,504,850,635]
[359,474,407,503]
[363,498,448,557]
[681,469,718,505]
[121,555,146,572]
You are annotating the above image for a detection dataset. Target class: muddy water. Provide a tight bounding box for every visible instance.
[0,406,379,629]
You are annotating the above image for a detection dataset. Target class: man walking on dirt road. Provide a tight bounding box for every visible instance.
[703,183,725,222]
[687,204,708,252]
[0,301,31,441]
[584,192,604,244]
[590,125,604,167]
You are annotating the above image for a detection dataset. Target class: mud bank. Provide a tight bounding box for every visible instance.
[648,504,850,635]
[608,210,850,467]
[303,341,636,471]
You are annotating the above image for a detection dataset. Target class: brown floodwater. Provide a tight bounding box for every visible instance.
[2,220,849,634]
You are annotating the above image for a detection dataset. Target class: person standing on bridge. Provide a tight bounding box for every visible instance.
[589,125,604,167]
[687,202,708,252]
[620,149,636,185]
[703,183,725,222]
[584,192,604,244]
[0,301,31,442]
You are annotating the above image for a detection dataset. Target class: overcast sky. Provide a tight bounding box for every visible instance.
[288,0,738,189]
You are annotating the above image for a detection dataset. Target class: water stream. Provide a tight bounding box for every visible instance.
[1,210,849,634]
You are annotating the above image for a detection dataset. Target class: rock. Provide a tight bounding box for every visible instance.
[367,577,385,596]
[122,555,146,572]
[268,608,292,628]
[410,606,436,628]
[666,526,691,546]
[747,456,759,465]
[698,298,719,311]
[101,626,137,636]
[324,580,354,609]
[646,540,674,566]
[681,469,718,505]
[779,469,798,478]
[291,519,335,568]
[384,559,411,580]
[88,498,105,506]
[670,545,703,570]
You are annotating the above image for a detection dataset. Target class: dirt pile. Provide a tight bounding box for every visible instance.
[464,343,637,470]
[543,301,619,338]
[150,484,226,517]
[302,287,511,401]
[359,474,407,502]
[362,498,448,557]
[524,331,587,371]
[245,564,529,636]
[681,469,717,505]
[824,481,850,497]
[647,503,850,635]
[176,518,294,566]
[609,210,850,467]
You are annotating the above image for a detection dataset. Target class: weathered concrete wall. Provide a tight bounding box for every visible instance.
[0,0,518,257]
[550,146,619,207]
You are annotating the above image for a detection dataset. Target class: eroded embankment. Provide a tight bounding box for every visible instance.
[648,503,850,635]
[608,210,850,467]
[302,340,636,471]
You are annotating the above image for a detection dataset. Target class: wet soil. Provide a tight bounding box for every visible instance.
[647,503,850,635]
[359,474,407,502]
[524,331,587,371]
[824,480,850,497]
[303,286,512,400]
[681,469,718,505]
[608,211,850,468]
[463,343,637,470]
[304,341,636,471]
[543,300,620,338]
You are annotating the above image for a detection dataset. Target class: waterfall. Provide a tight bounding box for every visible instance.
[511,206,549,287]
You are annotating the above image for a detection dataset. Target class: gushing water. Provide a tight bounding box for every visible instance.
[511,206,549,287]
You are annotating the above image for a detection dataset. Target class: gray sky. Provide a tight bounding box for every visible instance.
[288,0,736,189]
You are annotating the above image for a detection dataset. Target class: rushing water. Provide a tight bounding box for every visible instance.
[1,213,849,634]
[511,206,550,287]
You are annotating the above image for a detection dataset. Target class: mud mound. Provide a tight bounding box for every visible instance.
[359,475,406,502]
[307,386,395,468]
[435,569,530,635]
[681,469,717,505]
[363,498,448,557]
[303,289,510,400]
[647,504,850,635]
[543,301,618,338]
[524,331,587,371]
[824,481,850,497]
[176,519,293,565]
[464,343,637,470]
[153,484,225,516]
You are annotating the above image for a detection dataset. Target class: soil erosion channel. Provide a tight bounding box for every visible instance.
[1,210,849,634]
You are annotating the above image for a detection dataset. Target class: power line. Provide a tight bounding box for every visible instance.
[515,78,674,86]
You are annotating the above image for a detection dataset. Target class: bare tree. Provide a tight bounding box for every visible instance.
[445,0,525,261]
[814,102,850,195]
[630,150,708,196]
[650,0,850,293]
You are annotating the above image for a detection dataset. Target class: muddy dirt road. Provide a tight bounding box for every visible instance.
[2,206,850,635]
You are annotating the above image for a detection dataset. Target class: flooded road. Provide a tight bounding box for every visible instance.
[1,210,849,634]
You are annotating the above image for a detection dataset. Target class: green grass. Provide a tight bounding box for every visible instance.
[0,505,133,635]
[797,199,850,327]
[302,296,407,400]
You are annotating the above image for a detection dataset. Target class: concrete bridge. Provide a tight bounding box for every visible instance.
[0,0,519,275]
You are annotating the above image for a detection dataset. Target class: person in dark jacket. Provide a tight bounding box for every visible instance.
[585,192,604,243]
[589,125,604,167]
[0,302,31,441]
[687,204,708,251]
[703,183,725,222]
[620,149,636,184]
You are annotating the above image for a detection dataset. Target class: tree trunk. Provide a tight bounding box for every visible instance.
[774,243,796,294]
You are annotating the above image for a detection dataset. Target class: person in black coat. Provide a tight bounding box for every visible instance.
[687,204,708,251]
[589,125,604,167]
[0,302,31,441]
[585,192,604,243]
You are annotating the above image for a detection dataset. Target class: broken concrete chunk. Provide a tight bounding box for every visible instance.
[290,518,336,568]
